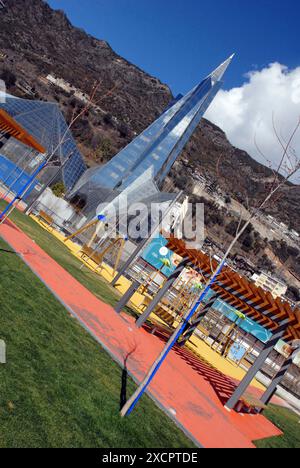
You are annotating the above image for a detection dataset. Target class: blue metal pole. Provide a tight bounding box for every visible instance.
[122,258,226,416]
[0,159,47,220]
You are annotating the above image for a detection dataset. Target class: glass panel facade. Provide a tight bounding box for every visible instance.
[71,56,233,217]
[0,94,86,190]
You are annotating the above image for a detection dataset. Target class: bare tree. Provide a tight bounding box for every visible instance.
[121,116,300,417]
[223,117,300,263]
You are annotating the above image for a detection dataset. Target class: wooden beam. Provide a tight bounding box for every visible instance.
[0,109,46,153]
[165,236,300,341]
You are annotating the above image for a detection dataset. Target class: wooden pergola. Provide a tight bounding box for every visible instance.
[129,235,300,411]
[162,237,300,410]
[165,237,300,344]
[0,109,46,153]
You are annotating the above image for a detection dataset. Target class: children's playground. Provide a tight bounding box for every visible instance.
[1,200,298,449]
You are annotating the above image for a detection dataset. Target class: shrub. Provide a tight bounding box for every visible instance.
[51,182,66,198]
[103,113,114,126]
[118,122,130,138]
[0,69,16,87]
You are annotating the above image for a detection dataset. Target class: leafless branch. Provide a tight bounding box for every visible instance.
[210,119,300,277]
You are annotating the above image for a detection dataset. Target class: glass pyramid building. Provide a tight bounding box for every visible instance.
[0,94,86,190]
[70,55,233,216]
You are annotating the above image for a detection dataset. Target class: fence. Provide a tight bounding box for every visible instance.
[0,153,39,198]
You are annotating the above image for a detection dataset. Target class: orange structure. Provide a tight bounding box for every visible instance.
[0,109,46,153]
[165,236,300,343]
[164,236,300,410]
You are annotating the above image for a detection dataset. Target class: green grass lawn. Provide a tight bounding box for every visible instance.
[0,237,195,448]
[254,405,300,449]
[0,201,136,315]
[1,203,299,448]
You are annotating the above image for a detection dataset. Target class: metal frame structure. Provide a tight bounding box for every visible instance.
[164,237,300,343]
[0,94,86,191]
[118,235,299,413]
[161,237,300,410]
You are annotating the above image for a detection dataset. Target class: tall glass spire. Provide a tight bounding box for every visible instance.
[0,94,86,190]
[71,55,233,214]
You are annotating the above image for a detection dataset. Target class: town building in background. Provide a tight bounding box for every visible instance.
[252,272,288,299]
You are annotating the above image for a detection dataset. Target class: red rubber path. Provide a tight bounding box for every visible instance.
[0,219,283,448]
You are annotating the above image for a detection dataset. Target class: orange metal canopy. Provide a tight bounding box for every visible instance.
[165,236,300,343]
[0,109,46,154]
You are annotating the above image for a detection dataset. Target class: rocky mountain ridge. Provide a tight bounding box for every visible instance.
[0,0,299,237]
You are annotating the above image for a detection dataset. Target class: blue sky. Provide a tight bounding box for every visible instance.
[47,0,299,96]
[47,1,300,179]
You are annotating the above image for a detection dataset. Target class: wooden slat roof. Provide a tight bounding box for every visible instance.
[0,109,45,154]
[166,237,300,343]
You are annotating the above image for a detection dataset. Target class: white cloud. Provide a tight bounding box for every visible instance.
[206,63,300,183]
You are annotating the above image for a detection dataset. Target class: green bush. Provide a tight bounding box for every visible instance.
[51,182,66,198]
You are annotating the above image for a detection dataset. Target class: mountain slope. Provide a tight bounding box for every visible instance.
[0,0,299,232]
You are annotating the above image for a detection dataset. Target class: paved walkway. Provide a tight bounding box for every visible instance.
[0,219,283,448]
[26,216,273,392]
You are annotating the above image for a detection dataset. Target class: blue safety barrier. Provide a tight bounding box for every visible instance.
[0,154,37,198]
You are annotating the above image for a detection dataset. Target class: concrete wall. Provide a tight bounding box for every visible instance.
[33,188,87,229]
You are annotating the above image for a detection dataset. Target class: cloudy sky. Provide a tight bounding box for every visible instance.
[206,63,300,182]
[47,0,300,182]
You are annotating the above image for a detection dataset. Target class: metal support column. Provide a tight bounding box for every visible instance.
[111,191,183,287]
[178,293,218,346]
[225,320,290,410]
[260,359,292,407]
[114,280,140,314]
[136,258,191,328]
[260,346,299,407]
